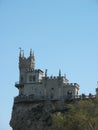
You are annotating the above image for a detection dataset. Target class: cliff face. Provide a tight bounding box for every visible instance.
[10,101,56,130]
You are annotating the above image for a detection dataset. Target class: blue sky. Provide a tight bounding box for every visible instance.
[0,0,98,130]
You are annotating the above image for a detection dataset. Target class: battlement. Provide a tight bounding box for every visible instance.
[43,76,64,79]
[66,83,79,88]
[42,75,69,84]
[43,76,65,81]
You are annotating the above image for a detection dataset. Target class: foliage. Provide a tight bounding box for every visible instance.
[52,97,98,130]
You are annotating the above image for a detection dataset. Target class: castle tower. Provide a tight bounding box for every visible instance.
[19,49,35,83]
[15,49,43,96]
[29,49,35,70]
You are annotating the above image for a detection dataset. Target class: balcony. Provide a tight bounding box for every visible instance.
[15,81,24,89]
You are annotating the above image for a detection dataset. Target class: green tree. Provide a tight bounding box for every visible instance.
[52,97,98,130]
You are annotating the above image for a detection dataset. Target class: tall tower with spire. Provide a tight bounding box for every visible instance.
[29,49,35,70]
[15,49,43,96]
[19,49,35,83]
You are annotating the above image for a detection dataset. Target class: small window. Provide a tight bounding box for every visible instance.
[33,75,36,81]
[29,75,36,82]
[29,75,33,81]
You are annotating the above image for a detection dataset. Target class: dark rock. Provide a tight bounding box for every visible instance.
[10,101,55,130]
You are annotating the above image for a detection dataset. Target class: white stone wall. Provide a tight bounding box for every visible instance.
[20,71,43,84]
[19,75,79,100]
[23,83,45,98]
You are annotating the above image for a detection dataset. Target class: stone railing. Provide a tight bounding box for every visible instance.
[14,95,42,103]
[14,94,96,103]
[78,94,95,99]
[14,95,60,103]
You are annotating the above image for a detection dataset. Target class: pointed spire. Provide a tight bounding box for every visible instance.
[45,69,48,77]
[59,69,61,77]
[64,74,66,79]
[19,47,23,58]
[30,49,35,60]
[19,48,24,58]
[29,49,35,70]
[30,49,33,57]
[22,50,24,57]
[33,51,35,61]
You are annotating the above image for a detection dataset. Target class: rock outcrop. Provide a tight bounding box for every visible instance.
[10,101,56,130]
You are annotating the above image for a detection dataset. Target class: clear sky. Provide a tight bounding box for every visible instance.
[0,0,98,130]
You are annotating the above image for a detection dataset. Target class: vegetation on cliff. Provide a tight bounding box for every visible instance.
[52,97,98,130]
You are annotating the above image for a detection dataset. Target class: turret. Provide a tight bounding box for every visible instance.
[19,49,35,71]
[30,49,33,57]
[45,69,48,78]
[19,48,24,58]
[29,49,35,70]
[59,69,61,77]
[15,49,43,95]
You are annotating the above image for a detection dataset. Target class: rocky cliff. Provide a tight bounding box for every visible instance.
[10,100,62,130]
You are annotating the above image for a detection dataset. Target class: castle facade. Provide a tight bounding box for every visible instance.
[15,49,79,101]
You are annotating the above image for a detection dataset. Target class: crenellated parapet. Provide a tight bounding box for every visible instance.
[66,83,79,88]
[43,69,69,84]
[43,76,65,80]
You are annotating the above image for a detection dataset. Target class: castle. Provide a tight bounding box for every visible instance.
[10,49,98,130]
[15,49,79,102]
